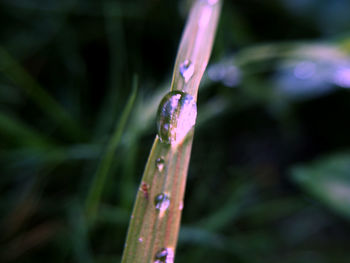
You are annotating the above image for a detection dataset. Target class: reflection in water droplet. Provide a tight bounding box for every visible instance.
[138,237,143,243]
[154,193,170,212]
[179,60,194,83]
[156,158,165,172]
[154,247,174,263]
[157,91,197,145]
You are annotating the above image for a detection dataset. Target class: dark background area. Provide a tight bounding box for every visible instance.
[1,0,350,262]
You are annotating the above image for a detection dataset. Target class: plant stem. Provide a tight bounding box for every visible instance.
[121,1,221,262]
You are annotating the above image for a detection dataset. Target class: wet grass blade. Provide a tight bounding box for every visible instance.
[0,46,85,141]
[85,76,138,221]
[121,1,222,262]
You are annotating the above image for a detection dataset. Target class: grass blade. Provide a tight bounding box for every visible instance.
[121,1,221,262]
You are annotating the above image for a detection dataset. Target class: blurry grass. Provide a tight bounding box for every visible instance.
[0,46,84,141]
[291,153,350,219]
[0,112,54,148]
[69,202,93,263]
[85,76,138,221]
[93,1,127,138]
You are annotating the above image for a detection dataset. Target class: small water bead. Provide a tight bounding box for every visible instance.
[154,248,174,263]
[155,157,165,172]
[179,60,194,83]
[154,193,170,212]
[157,91,197,145]
[138,237,143,243]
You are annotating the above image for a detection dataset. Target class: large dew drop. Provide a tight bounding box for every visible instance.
[154,248,174,263]
[157,91,197,145]
[154,193,170,212]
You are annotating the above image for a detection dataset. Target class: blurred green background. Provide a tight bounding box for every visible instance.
[1,0,350,262]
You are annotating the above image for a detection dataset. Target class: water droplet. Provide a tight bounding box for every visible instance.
[138,237,143,243]
[154,248,174,263]
[156,157,165,172]
[157,91,197,145]
[179,60,194,83]
[154,193,170,212]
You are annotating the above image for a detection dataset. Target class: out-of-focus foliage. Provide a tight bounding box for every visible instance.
[1,0,350,262]
[292,154,350,219]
